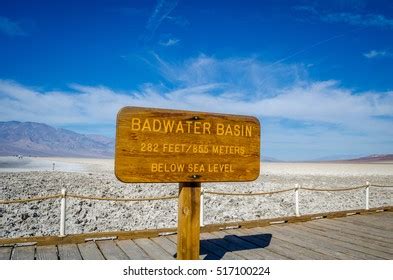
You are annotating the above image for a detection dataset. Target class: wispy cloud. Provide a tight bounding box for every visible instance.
[1,55,392,159]
[143,0,178,42]
[0,16,27,36]
[1,56,392,132]
[293,6,393,29]
[152,54,308,98]
[159,37,180,46]
[322,12,393,28]
[363,50,392,59]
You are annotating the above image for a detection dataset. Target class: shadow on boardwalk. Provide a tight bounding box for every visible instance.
[173,233,273,260]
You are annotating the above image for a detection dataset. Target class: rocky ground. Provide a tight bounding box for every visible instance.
[0,158,392,238]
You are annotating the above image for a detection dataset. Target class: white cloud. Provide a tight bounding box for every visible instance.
[322,12,393,28]
[363,50,392,59]
[143,0,178,42]
[294,6,393,29]
[153,54,308,98]
[159,38,180,46]
[1,63,392,133]
[1,55,392,159]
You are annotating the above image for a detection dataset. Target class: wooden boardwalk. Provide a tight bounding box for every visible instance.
[1,212,392,260]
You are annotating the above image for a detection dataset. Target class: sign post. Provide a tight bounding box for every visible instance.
[115,107,260,260]
[177,182,201,259]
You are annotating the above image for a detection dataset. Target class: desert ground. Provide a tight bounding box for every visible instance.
[0,156,392,238]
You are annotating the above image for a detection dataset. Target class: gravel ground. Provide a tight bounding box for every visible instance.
[0,157,392,238]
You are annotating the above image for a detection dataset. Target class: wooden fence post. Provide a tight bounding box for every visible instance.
[365,181,370,210]
[60,188,67,237]
[295,184,300,217]
[177,182,201,260]
[200,187,204,227]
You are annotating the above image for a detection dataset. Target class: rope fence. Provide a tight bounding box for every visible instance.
[300,185,367,192]
[66,194,178,202]
[204,187,295,196]
[0,194,62,205]
[0,182,392,236]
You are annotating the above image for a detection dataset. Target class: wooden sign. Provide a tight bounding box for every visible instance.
[115,107,260,183]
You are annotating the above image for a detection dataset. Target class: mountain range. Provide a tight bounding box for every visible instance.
[0,121,391,161]
[0,121,114,158]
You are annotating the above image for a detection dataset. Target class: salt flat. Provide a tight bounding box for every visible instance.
[0,156,392,238]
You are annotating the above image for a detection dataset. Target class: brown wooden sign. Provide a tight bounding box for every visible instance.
[115,107,260,183]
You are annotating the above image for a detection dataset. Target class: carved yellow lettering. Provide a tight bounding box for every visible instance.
[177,164,185,172]
[186,121,193,133]
[225,125,233,136]
[152,119,161,132]
[234,125,240,136]
[131,118,141,131]
[217,123,224,135]
[142,119,151,132]
[203,122,211,134]
[193,121,201,134]
[246,125,252,137]
[152,163,185,172]
[163,120,175,133]
[176,122,184,133]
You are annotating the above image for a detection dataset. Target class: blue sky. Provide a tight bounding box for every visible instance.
[0,0,393,160]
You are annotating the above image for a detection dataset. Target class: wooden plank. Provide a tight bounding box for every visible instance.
[312,222,393,253]
[337,218,393,240]
[359,213,393,225]
[311,219,393,246]
[226,229,290,260]
[262,226,362,260]
[168,234,212,260]
[362,211,393,221]
[116,240,151,260]
[280,225,383,260]
[346,214,393,231]
[0,246,13,260]
[345,218,393,232]
[209,230,274,260]
[343,213,393,228]
[177,183,200,260]
[134,238,174,260]
[115,106,260,183]
[58,244,82,260]
[77,242,104,260]
[11,246,35,260]
[1,207,391,247]
[302,222,393,255]
[96,240,129,260]
[200,233,246,260]
[36,245,58,260]
[237,228,329,260]
[151,237,176,258]
[321,217,393,241]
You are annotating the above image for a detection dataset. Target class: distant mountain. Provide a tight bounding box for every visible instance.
[311,154,366,161]
[345,154,393,162]
[0,121,114,158]
[261,156,281,162]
